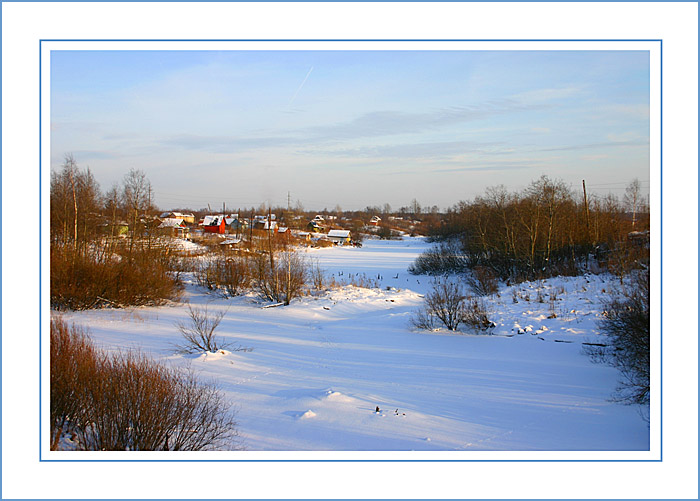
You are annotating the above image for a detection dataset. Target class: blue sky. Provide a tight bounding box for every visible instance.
[51,49,650,211]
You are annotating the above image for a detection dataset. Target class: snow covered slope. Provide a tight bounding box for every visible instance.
[57,237,650,454]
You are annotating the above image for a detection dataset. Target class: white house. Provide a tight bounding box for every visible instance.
[327,229,351,245]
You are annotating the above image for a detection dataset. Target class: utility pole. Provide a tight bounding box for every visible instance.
[268,206,278,299]
[582,179,592,243]
[249,209,254,247]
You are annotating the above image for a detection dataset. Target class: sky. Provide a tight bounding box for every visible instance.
[50,49,651,212]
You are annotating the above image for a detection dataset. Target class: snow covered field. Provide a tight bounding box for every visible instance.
[56,237,650,454]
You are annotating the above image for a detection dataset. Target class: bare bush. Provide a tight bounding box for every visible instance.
[176,304,229,354]
[412,279,494,333]
[253,250,308,305]
[309,258,326,291]
[408,240,469,275]
[410,305,439,331]
[51,242,180,310]
[194,255,251,297]
[461,298,495,331]
[585,268,650,407]
[50,316,239,451]
[466,266,499,296]
[50,317,102,450]
[411,279,467,331]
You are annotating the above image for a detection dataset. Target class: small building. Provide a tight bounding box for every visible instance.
[160,211,196,224]
[327,229,351,245]
[293,231,312,242]
[202,215,226,234]
[369,216,381,226]
[308,220,324,232]
[226,214,248,231]
[158,218,190,238]
[220,237,242,249]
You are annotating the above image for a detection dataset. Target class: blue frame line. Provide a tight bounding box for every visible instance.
[659,39,663,464]
[0,0,3,479]
[38,38,663,463]
[41,38,663,42]
[5,0,698,2]
[39,33,43,464]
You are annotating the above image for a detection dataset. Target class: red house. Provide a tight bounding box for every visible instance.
[202,215,226,234]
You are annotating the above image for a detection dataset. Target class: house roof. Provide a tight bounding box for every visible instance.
[220,238,242,245]
[161,211,194,219]
[159,218,186,228]
[203,215,225,226]
[328,229,351,238]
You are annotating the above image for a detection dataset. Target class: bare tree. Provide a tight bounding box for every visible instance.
[121,168,152,247]
[410,198,422,216]
[176,304,229,353]
[50,154,102,247]
[624,178,642,229]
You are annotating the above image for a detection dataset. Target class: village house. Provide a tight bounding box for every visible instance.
[225,214,249,232]
[292,230,312,242]
[308,220,324,232]
[157,218,190,238]
[327,229,351,245]
[202,215,226,234]
[369,215,381,226]
[160,211,196,224]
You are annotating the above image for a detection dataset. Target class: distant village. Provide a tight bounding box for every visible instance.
[149,209,427,250]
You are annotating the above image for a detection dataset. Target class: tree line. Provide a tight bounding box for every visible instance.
[412,175,649,282]
[50,155,179,310]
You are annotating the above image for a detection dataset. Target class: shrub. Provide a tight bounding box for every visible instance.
[585,268,650,407]
[408,240,469,275]
[51,242,180,310]
[253,250,308,305]
[461,297,495,331]
[466,265,499,296]
[412,279,494,333]
[50,317,102,450]
[50,317,239,451]
[411,279,467,331]
[309,258,326,291]
[175,304,229,354]
[194,255,251,297]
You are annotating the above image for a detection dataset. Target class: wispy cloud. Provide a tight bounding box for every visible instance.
[300,140,506,159]
[432,162,535,174]
[306,99,547,141]
[539,139,648,152]
[514,86,583,104]
[159,133,301,153]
